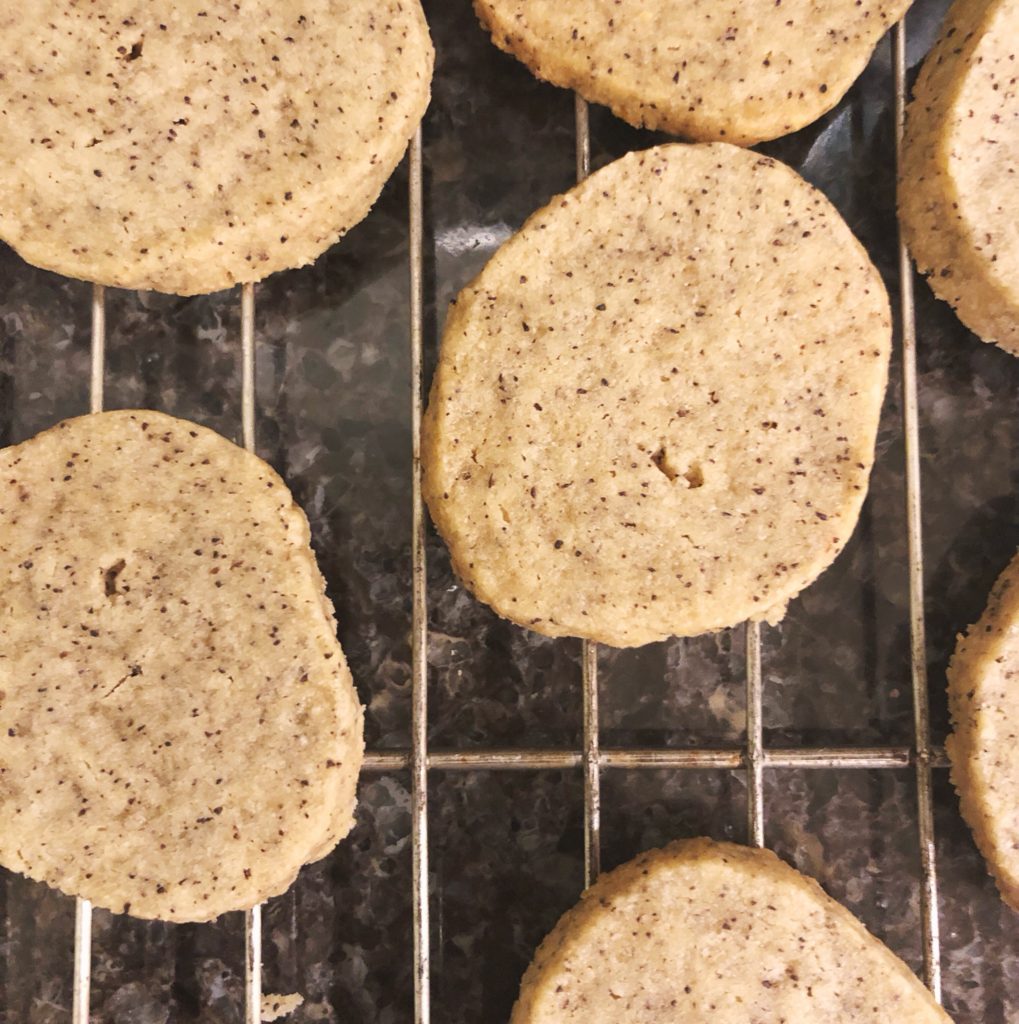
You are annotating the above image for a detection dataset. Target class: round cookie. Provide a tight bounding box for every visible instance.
[512,839,951,1024]
[947,550,1019,911]
[474,0,910,146]
[0,410,364,921]
[0,1,433,295]
[899,0,1019,356]
[422,143,891,647]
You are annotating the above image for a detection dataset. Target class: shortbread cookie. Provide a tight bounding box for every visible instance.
[899,0,1019,355]
[0,410,363,921]
[423,144,891,647]
[947,551,1019,910]
[512,839,951,1024]
[474,0,910,145]
[0,1,432,295]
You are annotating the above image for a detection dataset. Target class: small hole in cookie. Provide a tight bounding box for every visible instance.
[651,447,678,481]
[651,448,704,489]
[104,559,126,597]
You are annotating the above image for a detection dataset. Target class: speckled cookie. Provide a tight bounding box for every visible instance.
[0,410,364,922]
[899,0,1019,356]
[473,0,910,146]
[422,143,891,648]
[947,550,1019,911]
[0,1,433,295]
[512,839,951,1024]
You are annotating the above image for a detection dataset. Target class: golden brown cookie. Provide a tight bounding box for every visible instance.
[0,410,363,921]
[475,0,910,145]
[423,143,890,647]
[0,1,432,294]
[899,0,1019,355]
[512,839,951,1024]
[947,550,1019,910]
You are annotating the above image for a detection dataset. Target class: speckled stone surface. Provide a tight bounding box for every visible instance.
[1,0,1017,1021]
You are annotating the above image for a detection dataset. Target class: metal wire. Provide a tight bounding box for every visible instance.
[71,282,107,1024]
[573,95,601,891]
[745,621,765,847]
[408,126,431,1024]
[239,282,263,1024]
[244,902,262,1024]
[89,285,105,416]
[360,745,946,773]
[71,898,93,1024]
[241,283,256,454]
[575,92,590,181]
[893,20,942,1000]
[581,641,601,886]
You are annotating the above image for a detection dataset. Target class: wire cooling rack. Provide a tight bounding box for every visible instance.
[37,14,947,1024]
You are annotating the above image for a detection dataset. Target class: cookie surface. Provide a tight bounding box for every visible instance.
[512,839,951,1024]
[0,410,363,921]
[423,144,891,647]
[474,0,909,145]
[899,0,1019,355]
[947,550,1019,910]
[0,1,432,295]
